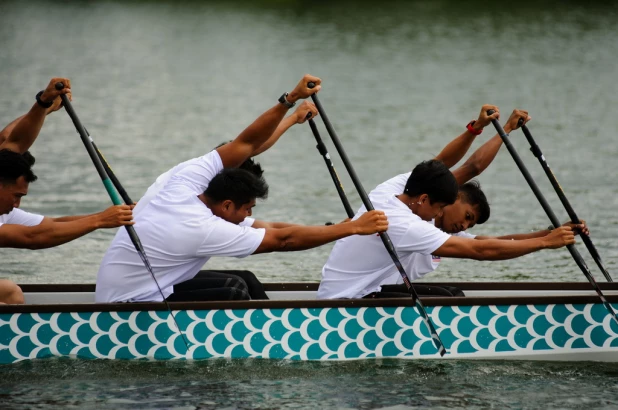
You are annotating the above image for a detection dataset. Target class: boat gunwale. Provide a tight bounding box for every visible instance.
[17,281,618,293]
[3,282,618,313]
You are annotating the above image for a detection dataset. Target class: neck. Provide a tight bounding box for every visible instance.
[396,193,421,215]
[197,193,210,207]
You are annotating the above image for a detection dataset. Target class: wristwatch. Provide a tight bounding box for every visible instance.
[278,92,295,108]
[36,91,54,109]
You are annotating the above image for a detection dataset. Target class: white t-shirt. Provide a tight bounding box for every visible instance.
[369,171,475,285]
[96,150,266,303]
[134,155,255,227]
[0,208,44,227]
[317,193,452,300]
[317,171,477,299]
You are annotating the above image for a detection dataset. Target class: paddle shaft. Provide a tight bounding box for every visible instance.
[308,118,355,218]
[520,124,613,282]
[488,113,618,324]
[307,85,447,356]
[56,84,190,350]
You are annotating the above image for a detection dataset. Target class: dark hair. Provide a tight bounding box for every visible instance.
[0,149,38,184]
[22,151,36,166]
[459,180,490,224]
[204,168,269,207]
[404,160,458,205]
[214,141,264,178]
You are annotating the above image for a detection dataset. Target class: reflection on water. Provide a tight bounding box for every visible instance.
[2,358,618,409]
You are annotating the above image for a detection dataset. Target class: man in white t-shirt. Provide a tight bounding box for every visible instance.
[0,151,135,304]
[318,122,576,299]
[354,106,587,297]
[131,102,317,300]
[96,74,390,303]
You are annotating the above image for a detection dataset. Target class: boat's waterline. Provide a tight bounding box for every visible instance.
[2,282,618,364]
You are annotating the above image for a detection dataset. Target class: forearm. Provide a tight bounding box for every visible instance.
[252,115,296,157]
[469,237,547,260]
[0,104,49,154]
[257,223,360,254]
[494,230,550,241]
[453,133,505,184]
[0,216,102,250]
[51,214,95,223]
[234,104,289,159]
[282,224,360,251]
[252,220,301,229]
[434,131,478,168]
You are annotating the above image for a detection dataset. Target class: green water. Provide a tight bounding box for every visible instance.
[2,0,618,408]
[2,358,618,409]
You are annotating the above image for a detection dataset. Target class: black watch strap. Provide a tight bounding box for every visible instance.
[278,92,295,108]
[36,91,53,108]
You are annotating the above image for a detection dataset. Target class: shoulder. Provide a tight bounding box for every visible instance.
[1,208,44,226]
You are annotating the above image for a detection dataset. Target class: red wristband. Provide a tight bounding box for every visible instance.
[466,120,483,135]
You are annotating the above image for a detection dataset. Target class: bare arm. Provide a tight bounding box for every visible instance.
[0,205,133,250]
[433,226,575,260]
[474,221,587,241]
[434,105,499,168]
[452,109,531,185]
[0,78,72,154]
[0,115,25,146]
[253,210,388,254]
[252,101,317,157]
[216,75,321,168]
[251,220,301,229]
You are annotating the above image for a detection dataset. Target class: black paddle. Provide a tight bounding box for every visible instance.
[307,83,447,356]
[55,82,191,351]
[307,117,355,218]
[488,110,618,324]
[519,123,613,282]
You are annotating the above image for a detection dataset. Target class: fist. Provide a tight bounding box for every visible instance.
[288,74,322,103]
[293,101,318,124]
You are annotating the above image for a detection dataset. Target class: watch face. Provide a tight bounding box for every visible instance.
[278,93,293,107]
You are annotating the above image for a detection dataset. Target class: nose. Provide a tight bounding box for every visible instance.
[14,198,21,208]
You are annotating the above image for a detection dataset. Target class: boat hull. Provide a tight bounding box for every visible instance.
[3,283,618,363]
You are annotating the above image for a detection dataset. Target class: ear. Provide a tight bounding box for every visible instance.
[419,193,430,204]
[222,199,234,211]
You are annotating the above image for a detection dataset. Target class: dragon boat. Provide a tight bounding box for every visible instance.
[2,282,618,364]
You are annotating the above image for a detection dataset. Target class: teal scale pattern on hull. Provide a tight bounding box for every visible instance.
[2,303,618,363]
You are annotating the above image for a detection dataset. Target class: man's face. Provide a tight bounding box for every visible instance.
[439,197,479,234]
[220,198,256,225]
[0,176,29,215]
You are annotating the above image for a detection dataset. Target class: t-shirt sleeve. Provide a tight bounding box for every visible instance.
[239,217,255,227]
[197,218,266,258]
[369,172,411,199]
[454,231,476,239]
[398,220,451,255]
[0,209,44,227]
[165,150,224,195]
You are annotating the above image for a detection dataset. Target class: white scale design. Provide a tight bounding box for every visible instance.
[1,303,618,363]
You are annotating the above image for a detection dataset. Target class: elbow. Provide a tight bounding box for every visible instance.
[23,233,45,250]
[470,245,496,261]
[464,161,481,178]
